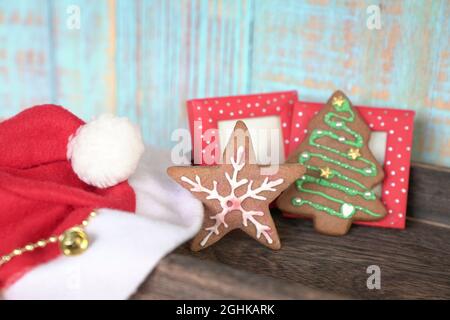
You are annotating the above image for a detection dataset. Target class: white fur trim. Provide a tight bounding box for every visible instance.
[4,148,203,300]
[67,114,145,188]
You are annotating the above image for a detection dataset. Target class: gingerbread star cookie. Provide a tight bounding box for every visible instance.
[168,121,305,251]
[277,91,387,236]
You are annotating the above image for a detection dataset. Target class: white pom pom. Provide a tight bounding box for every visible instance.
[67,114,145,188]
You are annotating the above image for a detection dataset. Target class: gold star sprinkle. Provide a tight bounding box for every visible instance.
[348,148,361,160]
[332,95,345,107]
[319,167,333,179]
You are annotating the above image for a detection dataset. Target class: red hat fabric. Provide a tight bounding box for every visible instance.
[0,105,135,289]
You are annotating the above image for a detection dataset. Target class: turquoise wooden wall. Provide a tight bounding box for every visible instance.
[0,0,449,166]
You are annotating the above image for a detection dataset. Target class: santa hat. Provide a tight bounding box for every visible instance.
[0,105,203,299]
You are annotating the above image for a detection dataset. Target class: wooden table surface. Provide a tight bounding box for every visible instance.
[133,163,450,299]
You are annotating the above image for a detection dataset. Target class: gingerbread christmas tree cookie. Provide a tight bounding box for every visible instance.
[168,121,305,251]
[277,91,386,235]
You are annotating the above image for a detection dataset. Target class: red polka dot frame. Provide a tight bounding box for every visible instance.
[286,101,416,229]
[187,91,297,165]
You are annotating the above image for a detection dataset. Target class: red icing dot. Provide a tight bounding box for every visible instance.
[226,199,241,210]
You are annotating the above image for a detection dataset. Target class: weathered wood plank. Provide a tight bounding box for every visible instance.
[115,0,255,146]
[132,253,345,299]
[115,0,139,123]
[0,0,448,166]
[174,215,450,299]
[0,0,53,116]
[250,0,450,167]
[407,162,450,225]
[49,0,117,118]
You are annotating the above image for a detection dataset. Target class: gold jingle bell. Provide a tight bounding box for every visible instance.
[59,227,89,256]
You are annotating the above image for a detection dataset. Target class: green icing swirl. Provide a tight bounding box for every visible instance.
[291,97,381,219]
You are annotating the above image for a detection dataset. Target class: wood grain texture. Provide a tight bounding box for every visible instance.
[250,0,450,167]
[174,215,450,299]
[407,162,450,226]
[115,0,254,146]
[132,253,345,299]
[49,0,117,118]
[0,0,449,166]
[0,0,53,117]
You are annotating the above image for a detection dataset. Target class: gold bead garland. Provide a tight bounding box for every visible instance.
[0,211,97,268]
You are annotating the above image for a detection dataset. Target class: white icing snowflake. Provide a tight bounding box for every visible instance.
[181,146,283,247]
